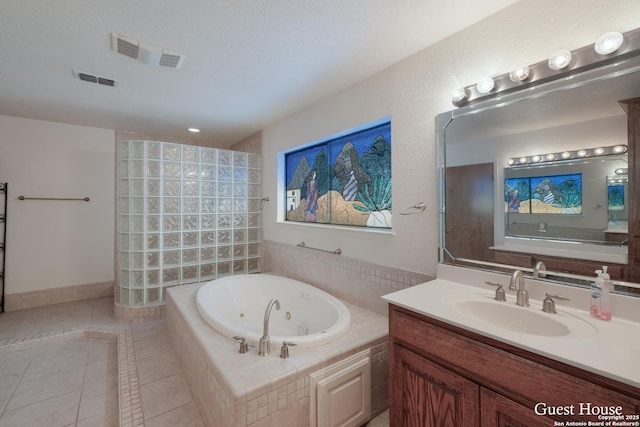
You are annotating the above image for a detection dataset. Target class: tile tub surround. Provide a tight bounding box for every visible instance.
[166,282,389,427]
[263,240,434,316]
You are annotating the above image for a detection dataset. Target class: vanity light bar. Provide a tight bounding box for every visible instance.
[507,145,627,167]
[452,27,640,107]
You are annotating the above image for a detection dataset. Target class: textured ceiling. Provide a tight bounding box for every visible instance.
[0,0,518,145]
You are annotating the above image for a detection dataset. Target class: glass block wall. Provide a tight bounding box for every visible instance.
[117,140,262,307]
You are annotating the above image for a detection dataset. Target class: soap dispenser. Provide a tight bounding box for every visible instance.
[590,270,602,319]
[600,266,612,321]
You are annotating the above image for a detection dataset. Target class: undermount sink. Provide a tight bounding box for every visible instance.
[447,295,598,338]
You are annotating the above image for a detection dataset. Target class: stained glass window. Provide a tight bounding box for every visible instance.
[504,173,582,214]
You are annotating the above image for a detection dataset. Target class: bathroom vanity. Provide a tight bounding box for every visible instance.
[383,272,640,427]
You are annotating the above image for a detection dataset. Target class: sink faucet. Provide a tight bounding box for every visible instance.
[258,298,280,356]
[533,261,546,278]
[510,270,529,307]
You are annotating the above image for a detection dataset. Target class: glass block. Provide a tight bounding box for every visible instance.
[233,183,247,197]
[130,160,144,177]
[233,244,246,258]
[163,250,181,266]
[130,234,144,250]
[233,214,246,227]
[201,247,215,262]
[146,252,160,268]
[182,198,199,213]
[147,233,160,250]
[182,248,199,264]
[131,197,144,214]
[200,264,216,279]
[182,231,198,246]
[234,168,247,182]
[182,265,198,283]
[201,148,217,164]
[163,198,180,214]
[218,182,232,197]
[217,262,231,277]
[147,287,161,304]
[163,268,180,285]
[218,166,232,181]
[218,150,232,165]
[248,228,261,242]
[183,215,199,230]
[118,141,129,160]
[163,143,181,161]
[163,180,181,196]
[201,214,216,229]
[131,289,144,306]
[147,161,161,178]
[162,215,181,231]
[119,252,129,269]
[130,179,144,196]
[248,243,261,257]
[200,231,215,246]
[147,179,161,196]
[217,230,230,244]
[119,288,129,305]
[248,168,261,183]
[217,246,231,260]
[233,259,247,274]
[200,165,216,180]
[233,151,247,167]
[218,198,232,213]
[163,233,180,248]
[148,141,161,159]
[130,270,144,288]
[248,153,261,168]
[248,199,261,212]
[201,198,216,213]
[247,213,260,227]
[248,183,261,197]
[118,215,130,233]
[233,229,246,244]
[118,160,129,178]
[182,145,199,163]
[217,214,231,228]
[201,181,216,196]
[163,162,181,179]
[248,257,261,273]
[119,233,130,250]
[130,252,144,269]
[119,270,130,287]
[147,197,161,214]
[183,181,198,196]
[183,163,198,179]
[118,197,129,214]
[147,215,161,232]
[131,140,144,158]
[119,179,129,196]
[234,199,247,213]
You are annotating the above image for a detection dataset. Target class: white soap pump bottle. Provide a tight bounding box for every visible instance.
[599,266,612,321]
[590,270,602,319]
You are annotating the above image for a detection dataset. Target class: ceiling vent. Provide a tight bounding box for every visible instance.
[111,33,185,69]
[73,70,117,87]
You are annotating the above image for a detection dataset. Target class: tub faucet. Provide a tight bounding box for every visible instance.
[510,270,529,307]
[258,298,280,356]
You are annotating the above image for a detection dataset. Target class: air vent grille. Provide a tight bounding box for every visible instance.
[73,71,117,87]
[116,36,139,59]
[111,33,185,69]
[159,52,182,68]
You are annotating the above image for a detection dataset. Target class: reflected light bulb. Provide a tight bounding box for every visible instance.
[545,153,556,161]
[593,147,605,155]
[519,157,528,164]
[561,151,572,159]
[548,50,572,70]
[531,155,541,162]
[509,66,530,82]
[577,150,587,157]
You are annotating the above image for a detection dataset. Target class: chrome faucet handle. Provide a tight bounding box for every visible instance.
[542,293,570,314]
[485,281,506,301]
[280,341,296,359]
[233,336,249,354]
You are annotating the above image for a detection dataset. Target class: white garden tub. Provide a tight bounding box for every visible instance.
[196,274,351,349]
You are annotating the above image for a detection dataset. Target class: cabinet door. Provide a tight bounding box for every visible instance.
[480,388,549,427]
[391,344,479,427]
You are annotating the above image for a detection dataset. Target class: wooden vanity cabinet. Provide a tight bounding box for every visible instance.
[389,304,640,427]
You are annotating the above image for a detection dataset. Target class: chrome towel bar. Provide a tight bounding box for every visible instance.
[18,196,90,202]
[297,241,342,255]
[400,202,426,215]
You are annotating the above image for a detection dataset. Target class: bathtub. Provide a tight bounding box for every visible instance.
[196,274,351,348]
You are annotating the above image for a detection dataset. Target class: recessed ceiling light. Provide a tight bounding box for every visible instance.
[188,128,200,133]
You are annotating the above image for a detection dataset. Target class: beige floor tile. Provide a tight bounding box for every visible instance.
[140,373,194,420]
[0,390,81,427]
[137,348,183,385]
[7,365,85,410]
[78,379,119,422]
[144,401,205,427]
[133,333,173,360]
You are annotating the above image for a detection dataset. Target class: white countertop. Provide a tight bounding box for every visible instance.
[382,266,640,389]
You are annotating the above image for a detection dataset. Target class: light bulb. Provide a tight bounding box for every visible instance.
[531,155,541,162]
[613,145,627,153]
[507,159,515,166]
[476,77,495,94]
[548,50,572,70]
[509,66,530,82]
[519,157,528,164]
[593,147,605,155]
[577,149,587,157]
[545,153,556,161]
[452,87,468,105]
[595,32,624,55]
[561,151,572,159]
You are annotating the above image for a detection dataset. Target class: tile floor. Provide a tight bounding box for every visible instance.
[0,296,389,427]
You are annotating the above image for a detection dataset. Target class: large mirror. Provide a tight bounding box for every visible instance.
[437,54,640,294]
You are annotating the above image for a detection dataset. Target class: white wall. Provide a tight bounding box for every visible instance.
[261,0,640,276]
[0,115,115,294]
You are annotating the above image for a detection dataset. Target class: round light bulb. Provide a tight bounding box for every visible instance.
[561,151,572,159]
[531,155,541,162]
[595,32,624,55]
[593,147,605,155]
[613,145,627,153]
[476,77,495,94]
[519,157,528,164]
[545,153,556,161]
[507,159,515,166]
[451,87,468,105]
[577,149,587,157]
[509,66,530,82]
[548,50,572,70]
[188,128,201,133]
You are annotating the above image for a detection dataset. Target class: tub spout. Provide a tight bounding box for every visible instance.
[258,298,280,356]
